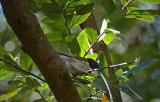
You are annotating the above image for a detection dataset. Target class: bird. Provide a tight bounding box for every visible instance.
[58,53,99,76]
[59,54,92,76]
[86,58,99,69]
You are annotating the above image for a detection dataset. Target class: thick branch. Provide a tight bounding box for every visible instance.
[0,0,80,102]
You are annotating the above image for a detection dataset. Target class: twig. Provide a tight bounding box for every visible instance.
[122,0,135,10]
[0,57,46,82]
[83,32,105,57]
[100,57,140,71]
[100,72,113,102]
[86,57,139,73]
[86,90,102,102]
[63,11,72,34]
[36,89,48,102]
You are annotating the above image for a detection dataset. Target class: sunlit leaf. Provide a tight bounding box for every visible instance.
[36,83,49,91]
[121,0,128,5]
[0,68,13,80]
[0,61,14,80]
[85,28,98,42]
[103,28,120,45]
[71,13,91,27]
[139,0,160,4]
[85,53,98,60]
[100,19,108,34]
[0,87,22,101]
[126,7,155,22]
[129,9,160,17]
[77,29,89,56]
[74,77,91,84]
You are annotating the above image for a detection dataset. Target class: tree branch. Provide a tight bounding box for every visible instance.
[0,57,46,82]
[0,0,80,102]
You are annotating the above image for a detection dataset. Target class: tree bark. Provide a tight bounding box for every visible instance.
[0,0,81,102]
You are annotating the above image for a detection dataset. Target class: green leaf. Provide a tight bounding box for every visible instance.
[26,77,40,89]
[20,51,33,70]
[103,28,119,45]
[98,0,116,14]
[0,48,8,57]
[64,0,91,9]
[126,7,155,22]
[98,52,108,77]
[26,0,40,11]
[85,28,98,42]
[0,61,14,80]
[0,68,14,80]
[74,77,91,84]
[39,1,68,35]
[120,85,143,101]
[85,53,98,60]
[46,31,63,42]
[64,0,92,15]
[92,77,107,90]
[121,0,128,5]
[71,12,91,27]
[75,3,93,15]
[77,29,89,56]
[36,83,49,91]
[98,52,107,69]
[139,0,160,4]
[0,87,22,101]
[129,9,160,17]
[52,40,70,53]
[117,59,157,80]
[67,36,81,55]
[41,2,62,19]
[41,17,67,34]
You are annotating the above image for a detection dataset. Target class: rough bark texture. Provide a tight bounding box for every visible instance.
[0,0,81,102]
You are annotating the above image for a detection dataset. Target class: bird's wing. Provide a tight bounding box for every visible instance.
[60,55,91,74]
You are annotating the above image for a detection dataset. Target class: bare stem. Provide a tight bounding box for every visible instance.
[63,11,72,34]
[122,0,135,10]
[83,32,105,57]
[36,89,48,102]
[100,72,113,102]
